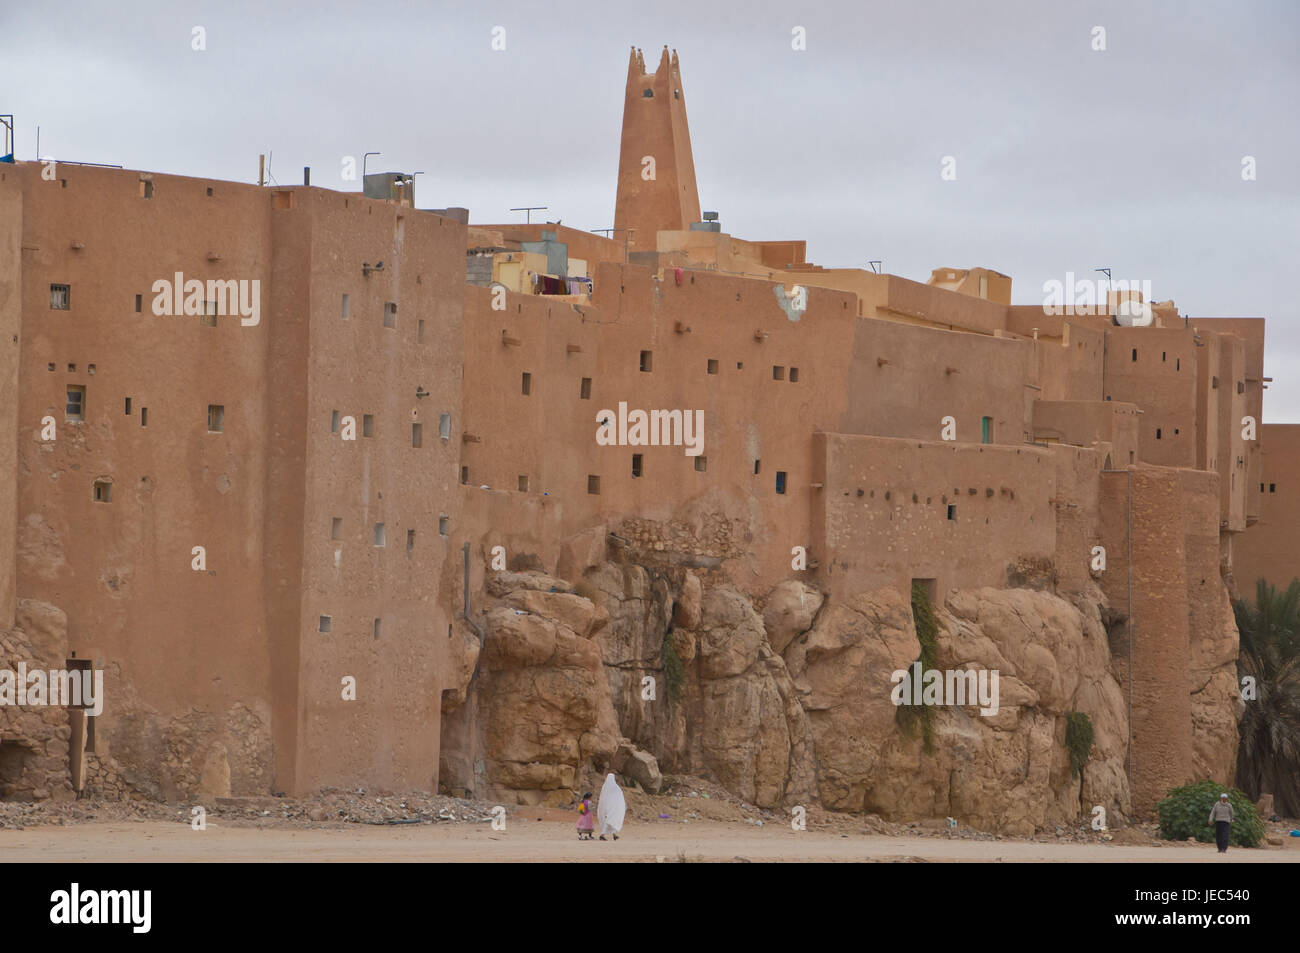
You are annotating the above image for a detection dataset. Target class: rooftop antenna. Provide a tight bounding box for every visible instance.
[510,206,547,224]
[1095,268,1112,314]
[593,226,635,263]
[868,260,882,274]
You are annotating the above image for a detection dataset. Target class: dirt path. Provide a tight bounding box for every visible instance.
[3,820,1296,862]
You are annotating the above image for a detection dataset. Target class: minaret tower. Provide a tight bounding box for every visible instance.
[613,46,701,252]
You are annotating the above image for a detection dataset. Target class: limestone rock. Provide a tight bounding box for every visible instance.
[762,581,823,654]
[697,587,764,678]
[614,741,663,794]
[673,572,703,629]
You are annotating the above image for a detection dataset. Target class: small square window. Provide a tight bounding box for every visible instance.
[707,359,718,374]
[1270,483,1276,493]
[319,615,332,633]
[124,397,132,415]
[587,475,601,495]
[632,454,643,477]
[141,407,148,427]
[331,517,342,540]
[412,422,423,447]
[773,365,785,380]
[514,473,529,493]
[407,528,415,551]
[460,466,469,485]
[50,284,70,310]
[522,372,532,395]
[789,367,799,382]
[1156,428,1162,439]
[439,413,451,440]
[373,618,382,640]
[139,179,154,199]
[134,294,142,313]
[439,516,450,536]
[341,294,350,319]
[580,377,592,400]
[754,460,761,475]
[418,319,425,342]
[363,414,374,437]
[66,385,85,421]
[331,410,340,433]
[384,301,397,328]
[947,504,957,520]
[736,362,744,370]
[206,186,214,197]
[694,456,707,472]
[92,480,112,503]
[775,471,787,495]
[208,404,225,432]
[1131,348,1138,362]
[640,350,653,372]
[374,523,386,547]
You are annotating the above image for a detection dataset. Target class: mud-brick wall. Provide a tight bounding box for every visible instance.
[0,601,74,801]
[812,434,1057,598]
[1098,468,1197,812]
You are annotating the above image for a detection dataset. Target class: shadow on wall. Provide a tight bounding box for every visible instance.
[0,739,38,800]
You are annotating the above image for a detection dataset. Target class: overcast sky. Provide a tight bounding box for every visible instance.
[5,0,1297,419]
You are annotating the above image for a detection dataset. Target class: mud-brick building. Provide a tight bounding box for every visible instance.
[0,46,1292,819]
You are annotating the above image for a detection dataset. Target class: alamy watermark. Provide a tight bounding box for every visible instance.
[596,402,704,457]
[0,663,104,716]
[890,662,1000,716]
[1042,271,1152,325]
[152,271,261,326]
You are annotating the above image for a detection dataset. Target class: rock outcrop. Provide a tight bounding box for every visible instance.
[443,551,1240,833]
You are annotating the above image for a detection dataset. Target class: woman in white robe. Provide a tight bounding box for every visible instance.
[596,773,626,840]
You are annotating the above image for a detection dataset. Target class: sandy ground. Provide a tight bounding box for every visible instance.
[3,817,1297,862]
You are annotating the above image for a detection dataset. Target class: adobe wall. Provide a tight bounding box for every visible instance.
[0,170,20,627]
[1032,400,1139,467]
[1235,423,1300,590]
[1103,326,1198,468]
[1050,443,1106,596]
[1097,467,1204,811]
[292,192,466,793]
[1033,322,1105,403]
[1211,335,1249,530]
[1195,318,1265,523]
[13,162,277,799]
[841,317,1033,445]
[812,433,1057,597]
[461,260,862,594]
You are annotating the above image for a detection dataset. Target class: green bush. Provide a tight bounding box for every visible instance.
[897,582,939,752]
[1156,780,1264,847]
[1065,711,1094,778]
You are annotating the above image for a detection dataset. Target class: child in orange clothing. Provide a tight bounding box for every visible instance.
[577,792,595,840]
